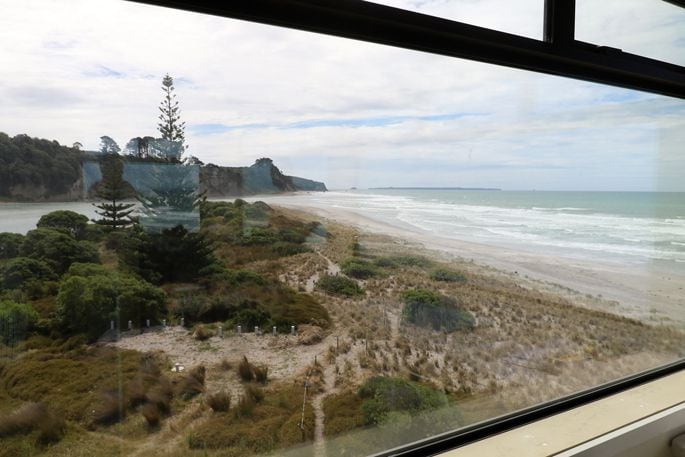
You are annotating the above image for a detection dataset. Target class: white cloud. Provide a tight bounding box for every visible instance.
[0,0,683,190]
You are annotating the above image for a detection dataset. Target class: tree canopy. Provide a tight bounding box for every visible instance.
[37,210,89,239]
[20,228,100,275]
[93,155,136,230]
[157,73,186,159]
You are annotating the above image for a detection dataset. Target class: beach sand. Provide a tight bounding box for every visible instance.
[248,195,685,328]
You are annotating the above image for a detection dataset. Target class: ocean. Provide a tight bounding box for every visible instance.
[248,189,685,268]
[3,190,684,269]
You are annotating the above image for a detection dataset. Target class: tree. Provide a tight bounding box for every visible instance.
[93,155,136,230]
[0,300,39,346]
[56,263,166,340]
[20,228,100,275]
[72,141,83,150]
[157,74,186,153]
[99,136,121,155]
[37,210,89,239]
[0,232,25,259]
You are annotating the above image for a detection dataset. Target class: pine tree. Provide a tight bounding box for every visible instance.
[93,155,136,230]
[157,73,186,159]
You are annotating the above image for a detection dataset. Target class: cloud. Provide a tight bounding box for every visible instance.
[0,0,683,190]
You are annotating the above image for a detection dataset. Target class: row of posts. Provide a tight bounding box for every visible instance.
[110,319,297,336]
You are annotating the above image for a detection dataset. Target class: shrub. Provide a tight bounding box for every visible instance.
[271,241,309,257]
[37,210,89,239]
[316,275,363,297]
[254,365,269,384]
[93,391,126,425]
[357,376,447,426]
[177,365,206,400]
[20,228,99,274]
[341,259,379,279]
[430,269,467,283]
[0,232,24,259]
[238,356,254,382]
[245,385,265,404]
[0,257,56,290]
[401,289,475,332]
[207,391,231,412]
[141,403,161,428]
[0,300,39,345]
[193,324,212,341]
[0,402,65,444]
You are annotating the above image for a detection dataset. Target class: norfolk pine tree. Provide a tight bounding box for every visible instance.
[93,155,135,230]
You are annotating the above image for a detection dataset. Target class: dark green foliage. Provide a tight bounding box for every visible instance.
[316,275,364,297]
[0,257,56,290]
[0,300,39,345]
[357,376,448,426]
[401,289,475,332]
[37,210,89,239]
[121,225,217,284]
[20,228,99,275]
[430,268,467,283]
[158,74,186,151]
[92,155,136,230]
[341,259,380,279]
[56,263,166,340]
[271,241,309,257]
[0,233,24,259]
[0,132,82,199]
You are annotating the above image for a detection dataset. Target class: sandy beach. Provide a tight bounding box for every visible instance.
[245,194,685,327]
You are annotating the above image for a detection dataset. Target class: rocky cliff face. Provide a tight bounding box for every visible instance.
[200,158,327,197]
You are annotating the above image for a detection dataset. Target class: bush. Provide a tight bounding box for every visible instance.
[271,241,309,257]
[0,257,56,290]
[37,210,89,239]
[430,269,467,283]
[207,391,231,412]
[316,275,363,297]
[141,403,161,428]
[193,324,212,341]
[93,391,126,425]
[0,232,24,259]
[238,356,254,382]
[341,259,380,279]
[357,376,447,426]
[401,289,475,332]
[254,365,269,384]
[0,402,65,444]
[20,228,99,274]
[0,300,39,345]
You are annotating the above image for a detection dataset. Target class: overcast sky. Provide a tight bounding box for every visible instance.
[1,0,684,191]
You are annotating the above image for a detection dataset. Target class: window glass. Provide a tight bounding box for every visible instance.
[0,0,684,456]
[576,0,685,66]
[371,0,544,39]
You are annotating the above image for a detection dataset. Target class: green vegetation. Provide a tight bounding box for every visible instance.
[316,275,364,297]
[20,228,99,275]
[37,211,89,239]
[0,403,65,445]
[373,255,432,269]
[0,300,39,345]
[401,289,475,332]
[0,132,82,199]
[0,233,24,259]
[358,376,448,426]
[341,258,381,279]
[92,155,136,230]
[323,391,364,437]
[187,383,315,453]
[57,263,166,340]
[429,268,467,283]
[0,257,57,293]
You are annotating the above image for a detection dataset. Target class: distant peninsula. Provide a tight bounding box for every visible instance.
[371,186,501,191]
[0,132,326,202]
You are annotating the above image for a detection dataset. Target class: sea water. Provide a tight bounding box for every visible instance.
[254,189,685,268]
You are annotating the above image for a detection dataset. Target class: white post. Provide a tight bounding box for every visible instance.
[272,326,277,336]
[162,319,167,328]
[127,320,132,330]
[218,325,223,338]
[237,325,242,335]
[291,325,296,336]
[255,326,260,336]
[146,319,150,328]
[180,317,185,327]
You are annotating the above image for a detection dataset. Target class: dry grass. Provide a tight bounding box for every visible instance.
[207,391,231,412]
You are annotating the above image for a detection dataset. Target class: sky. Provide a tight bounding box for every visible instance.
[0,0,684,191]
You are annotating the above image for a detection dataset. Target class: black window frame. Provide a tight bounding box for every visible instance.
[125,1,685,454]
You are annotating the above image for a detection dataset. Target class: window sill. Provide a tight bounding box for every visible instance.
[440,370,685,456]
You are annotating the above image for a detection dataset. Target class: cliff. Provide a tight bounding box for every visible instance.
[0,132,326,201]
[200,158,327,197]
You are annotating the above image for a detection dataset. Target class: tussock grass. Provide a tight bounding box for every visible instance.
[0,402,66,444]
[206,391,231,412]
